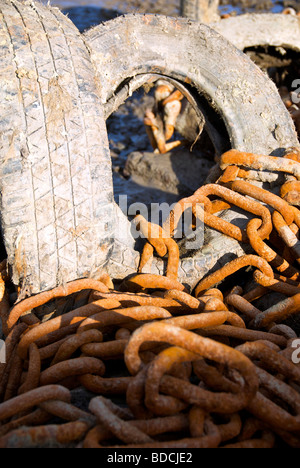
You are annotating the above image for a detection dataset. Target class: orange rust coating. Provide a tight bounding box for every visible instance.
[51,329,103,365]
[237,339,300,382]
[165,124,175,143]
[237,345,300,432]
[229,180,295,226]
[7,279,109,330]
[197,325,287,348]
[163,193,212,237]
[236,168,262,180]
[194,255,274,298]
[138,242,154,273]
[144,345,254,415]
[289,219,300,238]
[210,200,231,214]
[268,324,296,340]
[0,421,89,448]
[0,385,71,422]
[193,184,273,241]
[4,351,23,401]
[101,424,221,448]
[16,298,122,360]
[164,311,245,330]
[0,324,28,401]
[250,292,300,329]
[246,218,300,280]
[0,275,5,304]
[96,398,134,421]
[154,83,174,102]
[225,293,261,320]
[215,414,242,443]
[33,323,87,351]
[203,297,228,311]
[218,165,240,184]
[189,406,206,438]
[223,433,275,448]
[18,343,41,395]
[139,224,177,278]
[158,372,253,416]
[115,328,131,340]
[193,207,242,243]
[283,222,299,264]
[121,273,186,292]
[126,367,153,420]
[20,312,40,327]
[78,374,132,395]
[192,359,240,394]
[81,340,128,359]
[272,211,300,262]
[144,111,167,154]
[162,89,184,106]
[0,272,10,337]
[280,180,300,206]
[38,400,96,426]
[164,100,182,141]
[163,289,202,310]
[124,322,259,412]
[220,149,300,180]
[163,237,180,280]
[82,415,190,448]
[145,347,198,416]
[39,357,106,386]
[0,323,27,394]
[96,272,114,290]
[76,306,172,334]
[292,209,300,231]
[274,273,300,286]
[200,288,224,301]
[144,123,162,152]
[38,337,73,361]
[89,396,153,444]
[0,258,7,274]
[238,416,267,441]
[133,215,168,257]
[91,290,189,312]
[228,285,243,295]
[0,409,51,438]
[253,270,300,297]
[284,150,300,163]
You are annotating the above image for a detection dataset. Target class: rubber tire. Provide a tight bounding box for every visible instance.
[84,14,299,289]
[211,13,300,53]
[0,0,114,294]
[85,14,298,155]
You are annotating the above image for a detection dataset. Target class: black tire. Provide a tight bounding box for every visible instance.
[84,14,300,289]
[0,0,114,294]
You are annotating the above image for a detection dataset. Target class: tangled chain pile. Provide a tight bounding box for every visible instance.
[1,149,300,448]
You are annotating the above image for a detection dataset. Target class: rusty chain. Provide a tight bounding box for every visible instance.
[1,149,300,447]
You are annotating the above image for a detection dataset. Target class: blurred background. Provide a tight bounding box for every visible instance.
[39,0,296,33]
